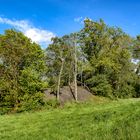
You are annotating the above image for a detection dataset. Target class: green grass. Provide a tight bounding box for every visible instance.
[0,98,140,140]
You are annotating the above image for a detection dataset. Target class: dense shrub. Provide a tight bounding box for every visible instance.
[86,75,112,98]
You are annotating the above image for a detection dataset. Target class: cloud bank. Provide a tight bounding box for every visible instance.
[0,17,55,48]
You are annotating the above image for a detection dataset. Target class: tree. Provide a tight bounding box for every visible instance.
[133,35,140,74]
[65,33,82,101]
[79,18,135,98]
[0,29,46,113]
[46,37,70,101]
[67,33,78,101]
[46,34,81,101]
[132,35,140,97]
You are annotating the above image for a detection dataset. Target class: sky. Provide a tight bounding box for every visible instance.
[0,0,140,48]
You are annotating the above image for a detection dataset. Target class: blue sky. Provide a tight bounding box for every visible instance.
[0,0,140,47]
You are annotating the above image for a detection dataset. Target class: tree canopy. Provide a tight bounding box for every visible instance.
[0,19,140,114]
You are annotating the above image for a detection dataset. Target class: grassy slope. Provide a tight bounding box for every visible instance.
[0,98,140,140]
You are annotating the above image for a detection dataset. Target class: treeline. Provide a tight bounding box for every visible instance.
[0,19,140,114]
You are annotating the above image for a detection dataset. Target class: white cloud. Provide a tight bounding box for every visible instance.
[0,17,55,48]
[74,17,92,24]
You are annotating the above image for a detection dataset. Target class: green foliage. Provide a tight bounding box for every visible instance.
[79,19,137,98]
[45,99,60,108]
[45,37,70,91]
[0,18,140,114]
[86,74,112,98]
[0,29,46,114]
[45,35,80,90]
[15,92,45,113]
[113,84,135,98]
[134,76,140,97]
[44,18,139,100]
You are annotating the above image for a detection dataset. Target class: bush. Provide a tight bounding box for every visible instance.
[135,77,140,97]
[113,84,135,98]
[45,99,60,108]
[86,74,113,98]
[15,92,45,113]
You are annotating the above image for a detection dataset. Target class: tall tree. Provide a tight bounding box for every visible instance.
[46,37,70,101]
[0,29,46,113]
[79,18,135,98]
[68,33,81,101]
[132,35,140,97]
[73,34,78,101]
[133,35,140,74]
[46,34,81,101]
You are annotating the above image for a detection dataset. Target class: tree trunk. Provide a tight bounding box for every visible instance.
[74,40,78,101]
[81,62,83,86]
[68,61,72,86]
[57,58,64,101]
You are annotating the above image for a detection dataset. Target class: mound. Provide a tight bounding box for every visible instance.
[44,86,93,103]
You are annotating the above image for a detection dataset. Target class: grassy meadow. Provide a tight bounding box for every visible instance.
[0,98,140,140]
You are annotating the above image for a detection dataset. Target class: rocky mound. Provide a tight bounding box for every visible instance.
[44,86,93,103]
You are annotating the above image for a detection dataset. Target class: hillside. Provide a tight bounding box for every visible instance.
[0,98,140,140]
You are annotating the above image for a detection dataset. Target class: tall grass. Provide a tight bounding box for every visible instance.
[0,98,140,140]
